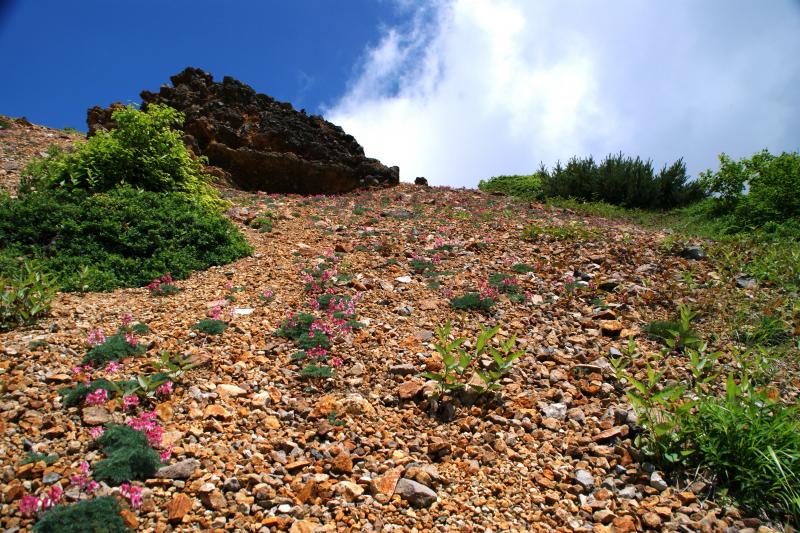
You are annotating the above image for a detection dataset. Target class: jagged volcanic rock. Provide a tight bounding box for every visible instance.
[87,67,399,195]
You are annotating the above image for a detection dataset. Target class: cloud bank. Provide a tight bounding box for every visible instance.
[327,0,800,187]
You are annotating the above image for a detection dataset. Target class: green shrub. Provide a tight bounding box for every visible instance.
[19,451,58,466]
[21,104,220,209]
[83,333,146,366]
[59,379,116,408]
[700,149,800,230]
[450,292,494,312]
[478,173,543,200]
[191,319,227,335]
[0,259,56,330]
[538,153,705,209]
[510,263,535,273]
[488,273,522,294]
[0,187,252,292]
[93,425,161,485]
[684,392,800,521]
[297,331,331,350]
[33,496,130,533]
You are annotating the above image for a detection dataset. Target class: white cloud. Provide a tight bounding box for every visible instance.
[327,0,800,187]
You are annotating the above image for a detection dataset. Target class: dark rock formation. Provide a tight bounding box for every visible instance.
[414,177,429,186]
[87,67,399,195]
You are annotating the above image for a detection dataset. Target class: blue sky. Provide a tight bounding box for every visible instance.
[0,0,405,127]
[2,1,799,187]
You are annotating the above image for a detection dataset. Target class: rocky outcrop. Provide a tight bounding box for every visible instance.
[87,67,399,195]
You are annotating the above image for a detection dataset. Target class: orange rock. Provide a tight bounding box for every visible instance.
[167,493,192,523]
[120,508,139,529]
[155,401,172,422]
[296,479,317,504]
[203,404,232,420]
[370,467,402,500]
[611,515,637,533]
[309,395,337,418]
[398,379,424,400]
[330,453,353,475]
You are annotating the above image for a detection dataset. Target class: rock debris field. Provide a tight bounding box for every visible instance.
[0,122,793,532]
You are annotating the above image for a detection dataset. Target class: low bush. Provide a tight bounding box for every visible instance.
[450,292,494,312]
[93,425,161,485]
[83,333,146,367]
[0,187,252,292]
[700,149,800,231]
[0,259,56,331]
[33,496,130,533]
[191,319,227,335]
[478,173,543,199]
[21,104,220,209]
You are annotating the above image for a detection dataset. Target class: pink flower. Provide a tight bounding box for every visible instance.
[105,361,121,374]
[125,331,137,347]
[330,357,343,368]
[121,313,133,327]
[123,395,139,410]
[210,305,222,320]
[161,273,173,284]
[86,328,106,347]
[70,462,96,494]
[262,289,274,300]
[84,388,108,407]
[155,381,173,397]
[119,483,143,509]
[89,426,105,439]
[127,410,163,447]
[159,446,174,463]
[19,495,40,516]
[224,281,233,290]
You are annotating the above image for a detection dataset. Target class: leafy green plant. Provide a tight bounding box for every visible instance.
[510,263,535,273]
[33,496,131,533]
[299,363,334,379]
[21,104,220,209]
[488,273,522,294]
[474,330,524,392]
[191,319,227,335]
[276,313,316,340]
[60,379,117,408]
[0,259,56,331]
[450,292,494,312]
[421,321,523,398]
[93,424,161,485]
[410,258,436,274]
[644,305,702,351]
[421,320,472,398]
[250,215,273,233]
[19,451,58,466]
[0,187,252,292]
[82,334,146,366]
[736,314,792,347]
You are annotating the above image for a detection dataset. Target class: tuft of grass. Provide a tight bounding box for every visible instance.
[83,334,146,367]
[450,292,494,312]
[191,319,227,335]
[521,222,597,242]
[510,263,535,273]
[93,424,161,485]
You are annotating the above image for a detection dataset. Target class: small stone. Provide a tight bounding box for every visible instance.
[204,404,232,420]
[398,379,424,400]
[395,276,412,284]
[200,490,226,510]
[649,471,668,491]
[541,403,567,421]
[389,363,416,376]
[167,493,192,523]
[593,509,615,524]
[677,491,697,505]
[156,459,199,480]
[331,453,353,475]
[333,480,364,502]
[736,274,757,289]
[680,245,706,260]
[600,320,623,337]
[618,486,638,499]
[347,363,365,376]
[612,515,637,533]
[370,468,402,500]
[574,469,595,492]
[82,406,112,426]
[642,511,662,529]
[223,477,241,492]
[394,478,437,508]
[216,384,247,397]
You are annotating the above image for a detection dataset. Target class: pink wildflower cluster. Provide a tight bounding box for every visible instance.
[147,273,174,294]
[478,282,499,301]
[127,410,163,448]
[155,380,173,398]
[209,305,223,320]
[84,388,108,407]
[89,426,105,439]
[119,483,143,509]
[70,461,98,494]
[86,328,106,347]
[105,361,121,374]
[19,484,62,517]
[123,395,140,411]
[121,313,133,327]
[261,289,274,301]
[125,331,138,347]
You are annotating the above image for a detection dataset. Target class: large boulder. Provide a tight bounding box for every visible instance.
[87,67,399,195]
